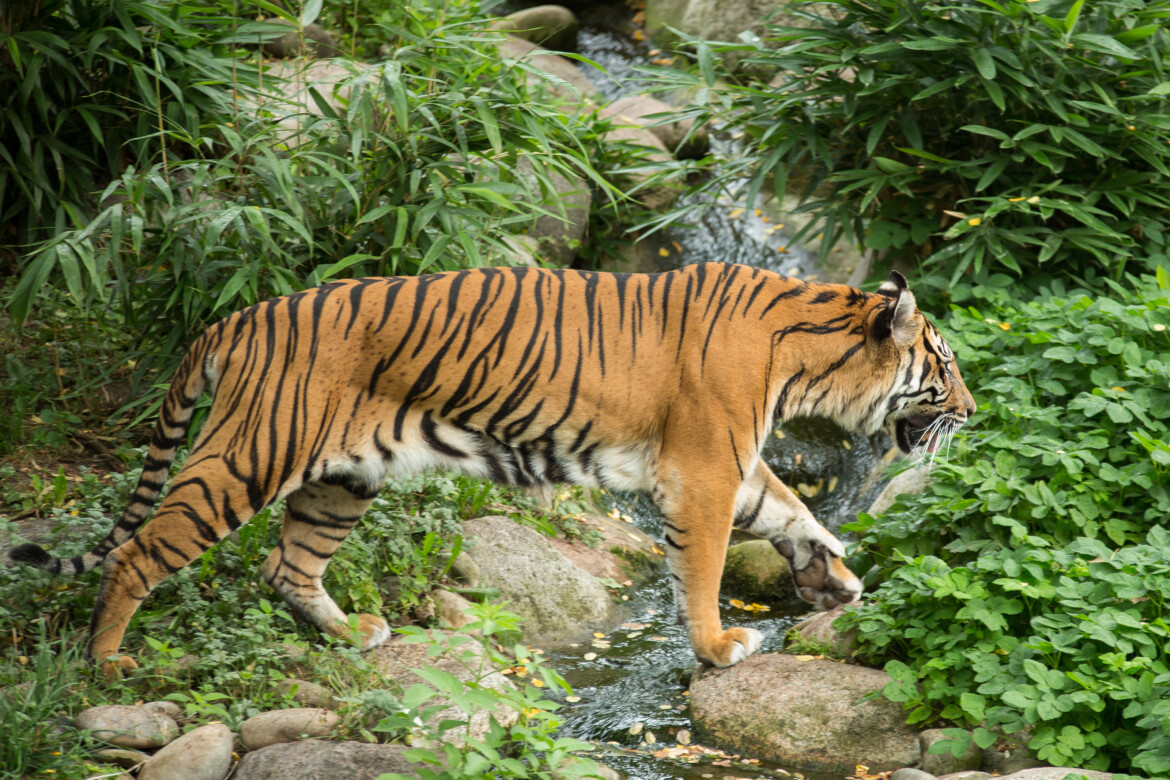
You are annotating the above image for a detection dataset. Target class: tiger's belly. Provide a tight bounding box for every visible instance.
[323,413,657,496]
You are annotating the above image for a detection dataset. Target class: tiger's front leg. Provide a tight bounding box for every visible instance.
[734,460,862,610]
[655,444,764,668]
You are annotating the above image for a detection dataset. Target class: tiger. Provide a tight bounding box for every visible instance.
[10,263,975,678]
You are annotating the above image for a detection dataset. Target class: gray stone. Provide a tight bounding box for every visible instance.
[892,769,937,780]
[999,770,1112,780]
[920,729,982,776]
[790,601,861,658]
[139,723,233,780]
[367,633,517,747]
[76,705,179,750]
[93,748,150,769]
[233,740,420,780]
[260,19,343,59]
[240,708,339,750]
[547,512,662,582]
[867,466,933,516]
[722,540,791,600]
[458,516,615,646]
[938,773,993,780]
[272,678,339,710]
[981,731,1042,775]
[259,59,364,146]
[519,164,591,267]
[500,234,541,267]
[690,654,921,773]
[142,700,183,721]
[600,95,709,159]
[491,5,579,52]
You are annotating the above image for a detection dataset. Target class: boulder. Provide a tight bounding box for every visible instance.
[260,19,343,59]
[491,6,579,52]
[366,632,518,747]
[518,164,591,267]
[789,601,861,657]
[139,723,233,780]
[600,95,709,159]
[603,125,678,210]
[75,705,178,750]
[240,708,339,750]
[432,588,476,629]
[999,770,1112,780]
[260,59,363,146]
[920,729,982,776]
[142,700,183,721]
[722,539,790,600]
[496,36,599,105]
[233,740,419,780]
[690,654,920,773]
[867,466,933,517]
[938,773,993,780]
[457,515,616,646]
[548,512,662,582]
[92,748,150,769]
[891,770,937,780]
[272,678,340,710]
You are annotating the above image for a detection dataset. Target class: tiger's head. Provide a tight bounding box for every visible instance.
[865,271,976,457]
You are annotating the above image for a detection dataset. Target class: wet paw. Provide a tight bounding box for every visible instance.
[697,627,763,667]
[779,538,863,611]
[355,613,391,650]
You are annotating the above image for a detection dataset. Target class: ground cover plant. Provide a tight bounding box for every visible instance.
[645,0,1170,299]
[837,271,1170,774]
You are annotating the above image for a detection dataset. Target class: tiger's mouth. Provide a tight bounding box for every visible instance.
[894,410,959,455]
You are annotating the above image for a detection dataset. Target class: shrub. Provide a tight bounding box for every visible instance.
[838,270,1170,773]
[649,0,1170,299]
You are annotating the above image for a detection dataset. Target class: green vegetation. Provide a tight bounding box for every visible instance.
[651,0,1170,298]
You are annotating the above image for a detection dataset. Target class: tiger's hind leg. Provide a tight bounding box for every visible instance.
[88,454,275,679]
[260,479,391,651]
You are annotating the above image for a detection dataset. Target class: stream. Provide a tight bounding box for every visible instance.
[518,12,895,779]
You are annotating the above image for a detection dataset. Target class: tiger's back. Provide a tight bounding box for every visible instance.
[11,263,974,676]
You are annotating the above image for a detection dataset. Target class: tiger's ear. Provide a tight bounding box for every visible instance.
[877,270,908,296]
[872,287,918,345]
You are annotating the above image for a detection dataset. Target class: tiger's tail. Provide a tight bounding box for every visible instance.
[9,334,217,576]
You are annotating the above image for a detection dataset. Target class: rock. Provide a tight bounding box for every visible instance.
[547,512,662,582]
[233,740,419,780]
[491,5,579,52]
[938,773,993,780]
[142,700,183,721]
[496,36,599,105]
[448,551,482,586]
[867,466,933,517]
[920,729,982,776]
[790,601,861,657]
[891,770,938,780]
[93,748,150,769]
[432,589,475,629]
[259,59,363,146]
[500,234,541,267]
[518,164,591,266]
[722,540,791,600]
[366,633,517,747]
[458,515,616,646]
[690,654,920,773]
[603,125,678,210]
[600,95,709,159]
[260,18,343,59]
[240,708,339,750]
[76,705,179,750]
[272,678,339,710]
[981,731,1043,775]
[139,722,233,780]
[998,770,1112,780]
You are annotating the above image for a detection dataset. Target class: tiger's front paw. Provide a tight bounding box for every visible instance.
[97,654,139,681]
[694,626,763,667]
[777,537,863,611]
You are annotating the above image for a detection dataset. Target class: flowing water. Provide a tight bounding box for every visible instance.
[517,11,894,778]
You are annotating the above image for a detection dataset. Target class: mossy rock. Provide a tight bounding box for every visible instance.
[721,540,790,600]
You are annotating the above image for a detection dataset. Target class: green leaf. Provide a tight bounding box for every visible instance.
[299,0,323,27]
[1070,33,1139,60]
[1063,0,1085,34]
[973,49,996,80]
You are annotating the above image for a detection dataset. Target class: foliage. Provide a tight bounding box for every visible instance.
[9,0,609,388]
[838,270,1170,773]
[647,0,1170,298]
[373,603,603,780]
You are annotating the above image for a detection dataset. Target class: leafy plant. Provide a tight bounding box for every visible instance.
[647,0,1170,299]
[838,270,1170,773]
[374,602,604,780]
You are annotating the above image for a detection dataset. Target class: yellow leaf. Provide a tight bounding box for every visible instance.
[1027,195,1040,204]
[658,248,670,257]
[998,322,1011,330]
[1009,197,1026,202]
[729,599,745,608]
[728,208,744,219]
[968,217,982,227]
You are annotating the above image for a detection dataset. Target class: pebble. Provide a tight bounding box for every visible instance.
[240,708,339,750]
[93,747,150,769]
[139,722,233,780]
[143,700,184,720]
[76,705,178,749]
[891,768,939,780]
[271,679,339,710]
